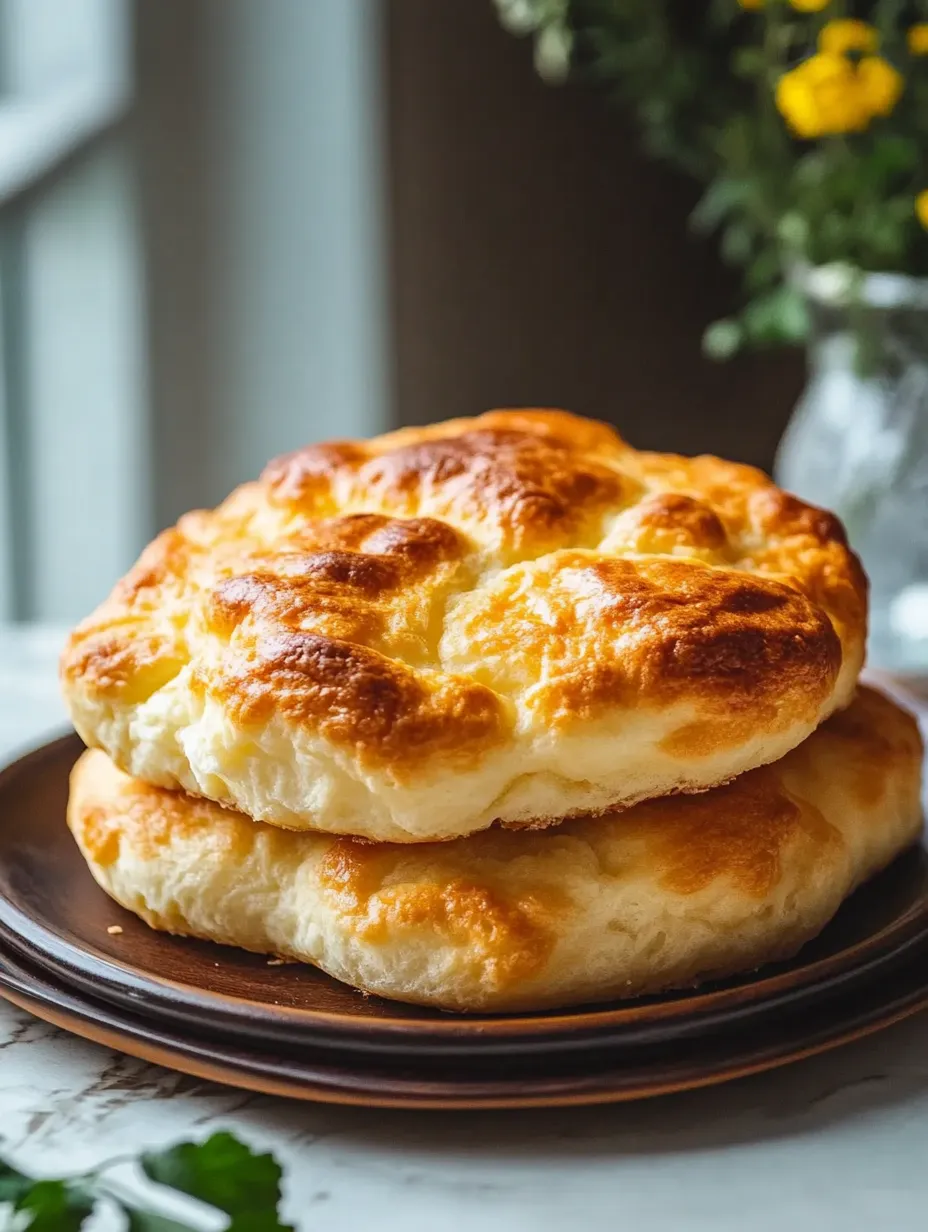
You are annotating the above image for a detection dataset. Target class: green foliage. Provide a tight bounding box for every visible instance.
[13,1181,94,1232]
[0,1133,293,1232]
[495,0,928,355]
[142,1133,292,1231]
[0,1163,32,1206]
[124,1212,207,1232]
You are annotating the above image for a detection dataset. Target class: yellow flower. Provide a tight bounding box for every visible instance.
[776,53,869,138]
[776,48,904,139]
[908,24,928,55]
[917,192,928,231]
[857,56,904,117]
[789,0,829,11]
[819,19,878,56]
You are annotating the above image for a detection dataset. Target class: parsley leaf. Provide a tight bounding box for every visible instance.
[227,1215,296,1232]
[141,1132,291,1228]
[123,1206,203,1232]
[0,1160,33,1204]
[15,1179,94,1231]
[0,1131,291,1231]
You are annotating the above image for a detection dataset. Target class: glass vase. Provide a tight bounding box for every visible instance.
[774,266,928,673]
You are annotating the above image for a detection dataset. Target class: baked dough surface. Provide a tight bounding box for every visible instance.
[67,687,919,1012]
[61,410,867,841]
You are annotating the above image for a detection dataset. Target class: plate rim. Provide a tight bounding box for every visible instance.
[3,897,927,1057]
[1,936,927,1109]
[2,730,928,1053]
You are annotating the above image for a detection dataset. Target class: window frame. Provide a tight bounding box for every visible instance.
[0,0,131,618]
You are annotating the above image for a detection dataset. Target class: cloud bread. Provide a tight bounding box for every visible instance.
[61,409,867,843]
[67,687,921,1012]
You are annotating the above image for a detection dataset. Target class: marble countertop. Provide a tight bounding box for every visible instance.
[3,624,928,1231]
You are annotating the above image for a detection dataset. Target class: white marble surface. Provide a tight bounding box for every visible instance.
[2,625,928,1230]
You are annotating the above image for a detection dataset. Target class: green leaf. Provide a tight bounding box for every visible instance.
[707,0,742,30]
[124,1206,203,1232]
[742,285,810,346]
[745,249,782,292]
[865,134,917,181]
[731,47,765,80]
[793,152,830,190]
[703,319,743,360]
[142,1133,286,1224]
[493,0,547,35]
[534,21,572,82]
[2,1136,296,1232]
[227,1215,296,1232]
[690,177,749,233]
[0,1159,34,1204]
[777,211,809,252]
[720,221,754,266]
[15,1180,94,1232]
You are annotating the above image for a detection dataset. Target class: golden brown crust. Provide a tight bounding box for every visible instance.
[61,409,868,841]
[446,552,840,733]
[206,632,509,768]
[68,687,923,1011]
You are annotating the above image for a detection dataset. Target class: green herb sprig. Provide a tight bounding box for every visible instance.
[0,1132,294,1232]
[496,0,928,356]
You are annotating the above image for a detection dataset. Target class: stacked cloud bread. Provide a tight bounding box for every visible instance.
[61,410,924,1012]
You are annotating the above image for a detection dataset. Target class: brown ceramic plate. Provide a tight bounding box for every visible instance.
[0,732,927,1061]
[1,934,927,1109]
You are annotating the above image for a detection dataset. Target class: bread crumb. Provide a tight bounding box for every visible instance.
[267,957,286,966]
[106,925,123,935]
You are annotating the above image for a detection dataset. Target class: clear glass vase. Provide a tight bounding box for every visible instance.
[774,266,928,673]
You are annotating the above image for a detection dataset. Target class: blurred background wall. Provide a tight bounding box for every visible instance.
[137,0,388,524]
[386,0,802,463]
[0,0,804,622]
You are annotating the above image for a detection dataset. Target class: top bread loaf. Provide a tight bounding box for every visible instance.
[60,410,867,843]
